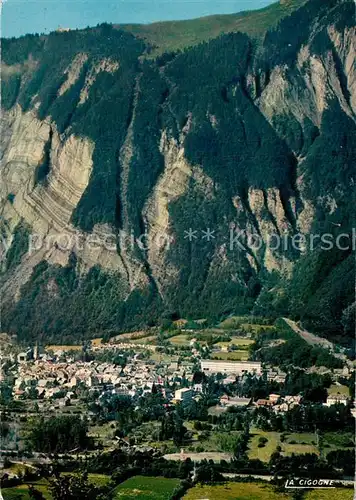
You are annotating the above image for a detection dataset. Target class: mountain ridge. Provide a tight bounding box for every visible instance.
[0,0,355,344]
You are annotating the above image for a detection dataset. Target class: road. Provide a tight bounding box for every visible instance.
[222,473,355,487]
[281,318,351,366]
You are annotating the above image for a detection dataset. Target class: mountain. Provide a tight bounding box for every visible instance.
[1,0,355,344]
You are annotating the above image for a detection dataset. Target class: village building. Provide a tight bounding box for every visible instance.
[200,360,262,375]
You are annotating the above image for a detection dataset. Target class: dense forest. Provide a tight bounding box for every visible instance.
[1,0,355,343]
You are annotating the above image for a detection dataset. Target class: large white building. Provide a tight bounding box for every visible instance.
[325,394,349,407]
[201,360,262,376]
[174,388,193,404]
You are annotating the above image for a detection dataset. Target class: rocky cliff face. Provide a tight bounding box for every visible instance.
[1,0,354,341]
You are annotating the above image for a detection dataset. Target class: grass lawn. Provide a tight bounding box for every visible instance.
[114,476,180,499]
[327,384,350,396]
[218,316,274,332]
[183,482,290,499]
[62,472,111,487]
[211,351,249,361]
[149,352,176,363]
[283,432,318,456]
[218,316,247,329]
[89,422,115,442]
[2,475,110,499]
[119,0,306,56]
[305,489,354,500]
[323,431,354,449]
[195,430,242,452]
[215,338,254,349]
[248,430,281,462]
[169,334,191,346]
[2,479,51,499]
[88,474,111,487]
[130,335,157,345]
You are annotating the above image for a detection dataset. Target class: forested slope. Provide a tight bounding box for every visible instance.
[1,0,355,344]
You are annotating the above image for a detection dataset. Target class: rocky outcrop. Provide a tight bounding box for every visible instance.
[0,1,354,334]
[58,53,89,97]
[0,105,127,292]
[79,58,120,104]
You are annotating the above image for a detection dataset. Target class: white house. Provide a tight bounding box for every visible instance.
[325,394,349,407]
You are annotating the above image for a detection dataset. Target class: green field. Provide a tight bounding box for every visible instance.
[322,431,354,449]
[248,429,353,462]
[2,480,51,500]
[282,433,318,456]
[248,430,282,462]
[169,334,192,346]
[149,352,177,363]
[114,476,180,499]
[215,338,254,349]
[248,430,318,461]
[183,482,290,499]
[2,474,111,500]
[117,0,306,55]
[192,430,242,453]
[211,350,249,361]
[63,473,111,487]
[305,489,354,500]
[327,384,350,396]
[129,335,157,345]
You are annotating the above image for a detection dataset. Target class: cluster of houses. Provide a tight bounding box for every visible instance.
[12,351,197,405]
[7,343,353,417]
[256,394,302,412]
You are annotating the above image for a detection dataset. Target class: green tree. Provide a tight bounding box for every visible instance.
[49,471,109,500]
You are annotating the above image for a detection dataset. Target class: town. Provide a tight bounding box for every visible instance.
[0,316,354,498]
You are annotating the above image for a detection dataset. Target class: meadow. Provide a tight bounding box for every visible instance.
[119,0,307,56]
[183,482,290,499]
[247,429,354,462]
[214,338,255,349]
[327,384,350,396]
[2,480,51,500]
[211,351,249,361]
[1,474,111,499]
[114,476,180,499]
[305,489,354,500]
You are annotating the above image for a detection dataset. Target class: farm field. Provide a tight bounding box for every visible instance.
[322,431,354,449]
[129,335,157,345]
[327,384,350,396]
[62,472,111,487]
[89,422,116,445]
[2,474,111,499]
[248,429,354,462]
[149,352,177,363]
[215,338,254,349]
[114,475,180,499]
[191,430,242,453]
[183,482,290,499]
[211,350,249,361]
[248,430,282,462]
[305,489,354,500]
[218,316,274,331]
[2,479,51,500]
[168,334,191,346]
[45,344,82,352]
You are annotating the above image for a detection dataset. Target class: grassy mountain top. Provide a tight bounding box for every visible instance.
[116,0,307,55]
